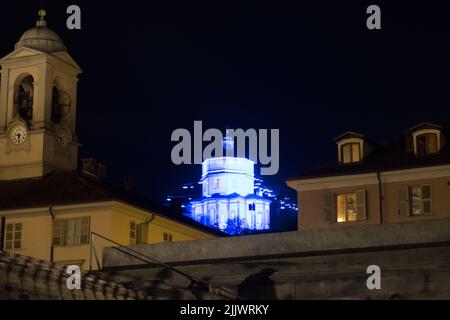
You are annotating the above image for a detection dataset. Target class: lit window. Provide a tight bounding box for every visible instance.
[341,143,361,164]
[163,232,173,242]
[416,133,438,155]
[337,193,356,222]
[52,217,90,247]
[336,190,366,223]
[5,223,22,250]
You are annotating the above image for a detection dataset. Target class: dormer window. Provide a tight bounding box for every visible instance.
[341,143,361,164]
[410,123,443,156]
[335,131,369,165]
[416,133,438,155]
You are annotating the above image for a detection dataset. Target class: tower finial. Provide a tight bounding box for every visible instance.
[36,9,47,27]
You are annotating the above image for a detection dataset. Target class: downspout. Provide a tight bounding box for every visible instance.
[142,213,156,243]
[49,206,56,263]
[145,213,156,225]
[377,172,383,224]
[0,216,5,250]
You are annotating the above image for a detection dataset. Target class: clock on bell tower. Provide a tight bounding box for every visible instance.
[0,10,82,181]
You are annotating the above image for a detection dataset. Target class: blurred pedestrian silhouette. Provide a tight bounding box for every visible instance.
[238,268,277,300]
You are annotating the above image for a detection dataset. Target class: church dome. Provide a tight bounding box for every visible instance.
[15,10,67,53]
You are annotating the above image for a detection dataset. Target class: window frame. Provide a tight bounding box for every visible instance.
[340,142,361,164]
[334,190,366,223]
[163,232,173,243]
[412,128,441,156]
[4,222,22,251]
[398,185,433,217]
[416,133,438,156]
[52,217,90,247]
[411,185,432,216]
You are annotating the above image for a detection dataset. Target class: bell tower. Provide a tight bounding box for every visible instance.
[0,10,82,181]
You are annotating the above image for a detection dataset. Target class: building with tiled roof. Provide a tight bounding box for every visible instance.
[287,122,450,230]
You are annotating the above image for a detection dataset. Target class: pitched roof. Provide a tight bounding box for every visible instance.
[334,131,365,142]
[408,122,443,132]
[288,124,450,180]
[0,171,225,236]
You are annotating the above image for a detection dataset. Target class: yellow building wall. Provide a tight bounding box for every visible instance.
[147,216,214,243]
[111,203,214,245]
[2,201,215,270]
[382,176,450,224]
[3,212,53,261]
[52,206,113,270]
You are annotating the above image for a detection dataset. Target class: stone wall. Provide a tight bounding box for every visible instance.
[0,251,148,300]
[102,219,450,300]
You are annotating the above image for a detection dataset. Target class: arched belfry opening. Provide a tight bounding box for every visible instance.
[51,80,71,124]
[14,75,34,125]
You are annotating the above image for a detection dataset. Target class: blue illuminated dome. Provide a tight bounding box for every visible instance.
[188,148,271,234]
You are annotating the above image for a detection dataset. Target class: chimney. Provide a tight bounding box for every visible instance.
[81,158,106,182]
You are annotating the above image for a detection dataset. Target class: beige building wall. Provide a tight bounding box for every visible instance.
[291,165,450,231]
[298,184,381,230]
[382,176,450,224]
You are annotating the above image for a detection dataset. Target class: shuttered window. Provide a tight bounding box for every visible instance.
[398,185,432,216]
[324,192,335,223]
[4,223,22,250]
[163,232,173,242]
[335,190,366,223]
[52,217,90,247]
[130,222,148,245]
[137,223,148,244]
[130,222,137,245]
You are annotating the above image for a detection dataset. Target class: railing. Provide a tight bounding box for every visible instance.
[89,232,239,300]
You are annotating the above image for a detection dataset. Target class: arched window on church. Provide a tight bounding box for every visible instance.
[51,86,71,123]
[52,87,62,123]
[14,75,34,124]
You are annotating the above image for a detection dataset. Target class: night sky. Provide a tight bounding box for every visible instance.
[1,1,450,202]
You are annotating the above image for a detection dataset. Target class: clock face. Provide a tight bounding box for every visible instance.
[10,126,27,145]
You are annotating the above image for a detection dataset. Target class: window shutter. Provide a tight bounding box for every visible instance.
[324,192,335,223]
[355,190,367,220]
[52,219,63,246]
[137,223,148,245]
[421,185,432,214]
[80,217,90,245]
[130,222,137,245]
[398,186,410,216]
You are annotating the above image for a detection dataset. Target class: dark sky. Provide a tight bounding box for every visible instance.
[1,1,450,202]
